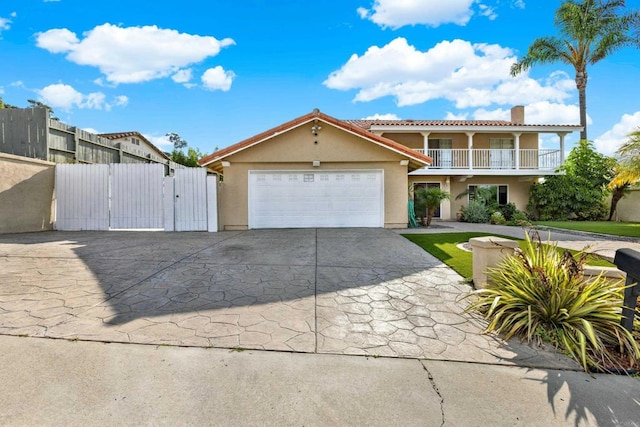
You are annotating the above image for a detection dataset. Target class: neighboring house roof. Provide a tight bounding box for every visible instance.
[198,109,433,172]
[345,119,582,133]
[100,131,170,160]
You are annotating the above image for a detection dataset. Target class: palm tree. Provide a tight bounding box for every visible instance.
[415,187,450,227]
[511,0,639,140]
[608,128,640,219]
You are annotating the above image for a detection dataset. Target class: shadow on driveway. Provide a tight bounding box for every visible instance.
[0,228,576,368]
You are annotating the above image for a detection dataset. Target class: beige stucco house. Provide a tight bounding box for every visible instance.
[199,107,581,230]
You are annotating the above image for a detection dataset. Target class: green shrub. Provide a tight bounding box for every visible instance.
[498,203,518,221]
[467,232,640,372]
[490,211,506,225]
[461,200,490,223]
[507,210,530,226]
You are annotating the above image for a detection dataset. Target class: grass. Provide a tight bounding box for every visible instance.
[402,232,614,279]
[535,221,640,238]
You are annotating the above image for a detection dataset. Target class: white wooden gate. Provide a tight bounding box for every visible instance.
[163,168,218,232]
[111,164,164,229]
[55,164,110,231]
[55,164,217,231]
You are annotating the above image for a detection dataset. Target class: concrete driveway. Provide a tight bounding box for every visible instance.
[0,228,573,368]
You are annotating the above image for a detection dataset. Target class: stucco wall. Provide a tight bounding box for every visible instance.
[380,132,540,150]
[449,175,532,217]
[608,188,640,222]
[219,124,411,230]
[0,153,55,233]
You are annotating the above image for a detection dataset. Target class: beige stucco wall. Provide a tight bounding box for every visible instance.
[0,153,55,233]
[607,188,640,222]
[381,132,540,150]
[407,174,533,220]
[449,175,532,217]
[218,123,411,230]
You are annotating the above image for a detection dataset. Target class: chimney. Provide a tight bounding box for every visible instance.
[510,105,525,124]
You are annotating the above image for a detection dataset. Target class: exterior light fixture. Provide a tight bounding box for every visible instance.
[311,124,322,136]
[221,161,231,167]
[400,160,409,166]
[312,160,320,167]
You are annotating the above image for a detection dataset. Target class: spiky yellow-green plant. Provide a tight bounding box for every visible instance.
[468,232,639,372]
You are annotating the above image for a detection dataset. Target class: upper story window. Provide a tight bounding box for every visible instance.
[131,138,141,146]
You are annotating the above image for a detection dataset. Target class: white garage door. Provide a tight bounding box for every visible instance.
[249,170,384,228]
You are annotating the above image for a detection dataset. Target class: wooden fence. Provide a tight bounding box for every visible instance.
[0,108,179,174]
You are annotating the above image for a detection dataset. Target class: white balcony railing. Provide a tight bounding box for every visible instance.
[420,149,561,171]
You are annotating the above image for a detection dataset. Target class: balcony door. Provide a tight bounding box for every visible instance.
[430,139,452,168]
[490,138,514,169]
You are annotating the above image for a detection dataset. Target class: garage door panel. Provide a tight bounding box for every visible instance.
[249,170,384,229]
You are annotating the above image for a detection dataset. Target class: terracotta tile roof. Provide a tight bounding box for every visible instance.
[198,109,433,171]
[345,119,581,129]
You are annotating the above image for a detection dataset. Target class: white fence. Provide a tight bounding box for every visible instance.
[55,164,217,231]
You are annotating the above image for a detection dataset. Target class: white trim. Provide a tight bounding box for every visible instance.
[368,124,582,133]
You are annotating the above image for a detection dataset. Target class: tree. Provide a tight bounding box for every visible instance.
[527,140,615,220]
[27,99,58,120]
[610,128,640,185]
[511,0,640,140]
[166,132,203,167]
[608,128,640,219]
[415,187,450,227]
[0,96,18,109]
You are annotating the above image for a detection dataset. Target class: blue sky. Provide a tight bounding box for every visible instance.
[1,0,639,156]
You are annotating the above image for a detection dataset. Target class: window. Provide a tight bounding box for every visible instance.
[468,184,508,205]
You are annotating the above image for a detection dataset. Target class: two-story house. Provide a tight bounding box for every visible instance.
[199,107,581,230]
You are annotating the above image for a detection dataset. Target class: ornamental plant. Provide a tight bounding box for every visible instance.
[467,231,639,372]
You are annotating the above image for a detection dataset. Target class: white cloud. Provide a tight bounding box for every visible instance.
[594,111,640,156]
[37,83,128,111]
[0,15,13,34]
[478,5,497,20]
[144,134,173,149]
[358,0,476,28]
[114,95,129,106]
[361,113,401,120]
[38,84,83,109]
[324,38,575,108]
[201,66,235,91]
[444,111,470,120]
[172,68,193,83]
[514,0,526,8]
[36,23,235,85]
[82,127,100,134]
[36,28,79,53]
[471,101,585,125]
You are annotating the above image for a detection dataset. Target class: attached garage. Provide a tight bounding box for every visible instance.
[199,109,432,230]
[248,170,384,228]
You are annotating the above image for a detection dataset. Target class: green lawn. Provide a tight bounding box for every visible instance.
[402,232,613,279]
[535,221,640,238]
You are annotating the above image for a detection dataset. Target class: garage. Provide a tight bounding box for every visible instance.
[198,109,432,230]
[248,170,384,228]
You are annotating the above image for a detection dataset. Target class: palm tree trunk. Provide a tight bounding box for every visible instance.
[608,186,626,221]
[426,208,434,227]
[576,71,588,141]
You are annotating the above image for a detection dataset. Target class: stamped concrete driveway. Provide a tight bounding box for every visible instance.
[0,228,573,368]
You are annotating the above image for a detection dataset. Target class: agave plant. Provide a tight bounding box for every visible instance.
[468,231,640,372]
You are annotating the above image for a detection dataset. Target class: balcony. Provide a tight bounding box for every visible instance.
[413,148,562,171]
